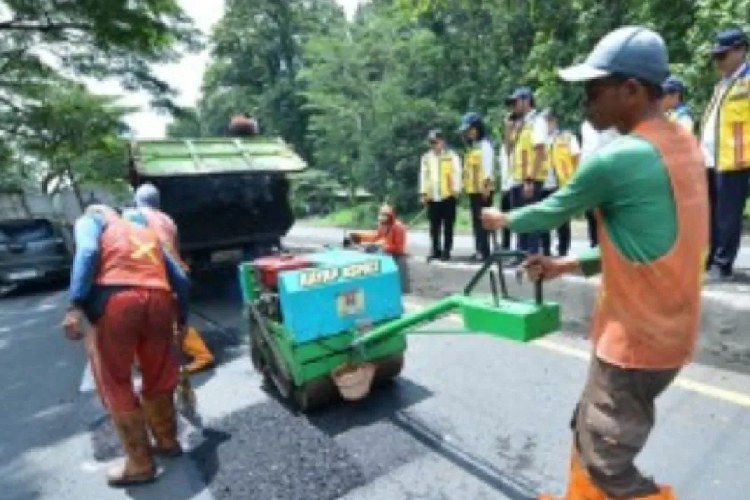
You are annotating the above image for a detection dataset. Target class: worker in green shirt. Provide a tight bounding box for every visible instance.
[482,26,707,500]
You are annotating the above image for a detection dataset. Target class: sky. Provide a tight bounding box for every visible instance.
[90,0,366,139]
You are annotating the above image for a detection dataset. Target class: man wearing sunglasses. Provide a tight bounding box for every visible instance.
[481,26,707,499]
[701,27,750,281]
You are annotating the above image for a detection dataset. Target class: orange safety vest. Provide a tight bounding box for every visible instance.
[95,214,171,291]
[139,207,187,270]
[590,118,708,369]
[352,219,407,256]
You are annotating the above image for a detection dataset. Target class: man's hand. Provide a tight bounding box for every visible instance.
[420,194,429,206]
[62,307,84,341]
[480,208,508,231]
[174,323,188,346]
[522,181,535,200]
[522,255,580,282]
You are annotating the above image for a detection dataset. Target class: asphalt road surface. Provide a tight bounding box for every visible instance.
[1,268,749,499]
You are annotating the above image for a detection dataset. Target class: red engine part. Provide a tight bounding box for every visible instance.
[253,254,314,288]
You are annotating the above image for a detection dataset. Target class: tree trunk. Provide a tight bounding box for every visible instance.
[66,165,85,214]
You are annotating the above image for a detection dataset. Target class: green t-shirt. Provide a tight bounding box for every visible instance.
[508,135,677,276]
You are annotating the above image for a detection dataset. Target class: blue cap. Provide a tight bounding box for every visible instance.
[711,27,748,54]
[662,76,686,94]
[134,183,160,209]
[458,112,482,132]
[558,26,669,86]
[508,86,533,101]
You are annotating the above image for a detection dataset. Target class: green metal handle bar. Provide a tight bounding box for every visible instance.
[462,250,543,305]
[350,250,547,351]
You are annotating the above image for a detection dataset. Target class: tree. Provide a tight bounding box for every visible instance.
[17,83,130,208]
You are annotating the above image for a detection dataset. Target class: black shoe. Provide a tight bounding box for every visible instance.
[440,252,451,262]
[706,267,733,283]
[427,251,441,263]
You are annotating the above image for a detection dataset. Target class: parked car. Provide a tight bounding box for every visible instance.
[0,218,72,287]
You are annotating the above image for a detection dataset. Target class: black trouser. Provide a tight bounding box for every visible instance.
[511,182,543,254]
[585,209,598,248]
[706,168,718,269]
[499,190,512,250]
[712,169,750,274]
[540,189,571,256]
[427,197,457,257]
[469,192,494,258]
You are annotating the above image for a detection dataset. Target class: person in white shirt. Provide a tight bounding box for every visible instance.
[507,87,548,254]
[419,129,462,261]
[541,110,581,257]
[701,27,750,280]
[579,120,620,247]
[459,112,495,260]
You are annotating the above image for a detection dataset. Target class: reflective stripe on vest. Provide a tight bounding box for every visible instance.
[463,145,482,193]
[422,152,456,199]
[591,118,708,369]
[513,122,548,181]
[95,217,171,291]
[706,67,750,171]
[550,133,577,187]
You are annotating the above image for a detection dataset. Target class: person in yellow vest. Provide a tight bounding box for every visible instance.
[419,129,462,261]
[541,109,580,257]
[507,87,550,254]
[458,112,495,260]
[701,27,750,281]
[660,76,694,133]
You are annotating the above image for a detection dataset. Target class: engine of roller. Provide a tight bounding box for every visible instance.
[239,249,407,412]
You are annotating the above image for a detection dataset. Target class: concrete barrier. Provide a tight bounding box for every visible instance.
[284,243,750,370]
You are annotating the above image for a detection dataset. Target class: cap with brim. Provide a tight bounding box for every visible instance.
[558,26,668,85]
[427,129,443,142]
[711,28,748,54]
[458,112,481,132]
[662,76,685,94]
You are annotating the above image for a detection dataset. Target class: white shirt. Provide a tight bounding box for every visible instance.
[580,120,619,161]
[479,138,495,182]
[498,144,513,192]
[544,131,582,190]
[701,62,748,169]
[419,148,462,201]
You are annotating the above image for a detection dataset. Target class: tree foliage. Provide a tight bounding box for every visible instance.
[172,0,750,215]
[0,0,200,196]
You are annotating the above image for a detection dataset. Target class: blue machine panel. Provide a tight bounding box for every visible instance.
[278,249,403,344]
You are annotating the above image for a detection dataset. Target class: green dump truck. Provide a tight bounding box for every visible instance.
[127,137,307,268]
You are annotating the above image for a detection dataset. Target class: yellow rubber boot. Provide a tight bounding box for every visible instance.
[539,448,607,500]
[182,326,214,373]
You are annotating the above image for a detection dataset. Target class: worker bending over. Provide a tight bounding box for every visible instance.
[62,204,190,486]
[134,183,214,373]
[347,204,409,292]
[482,26,706,500]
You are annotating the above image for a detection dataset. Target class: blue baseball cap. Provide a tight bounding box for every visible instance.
[662,76,686,94]
[711,27,748,55]
[458,112,482,132]
[558,26,669,86]
[508,86,533,101]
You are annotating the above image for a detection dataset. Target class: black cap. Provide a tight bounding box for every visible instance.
[712,27,748,54]
[427,129,443,143]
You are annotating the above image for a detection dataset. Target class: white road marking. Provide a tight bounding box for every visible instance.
[403,300,750,409]
[79,362,95,393]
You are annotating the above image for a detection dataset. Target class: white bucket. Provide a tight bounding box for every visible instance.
[331,362,376,401]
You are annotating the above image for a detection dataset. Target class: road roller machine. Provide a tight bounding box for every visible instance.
[238,248,561,412]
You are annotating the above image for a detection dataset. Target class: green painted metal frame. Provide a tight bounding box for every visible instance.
[238,250,560,387]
